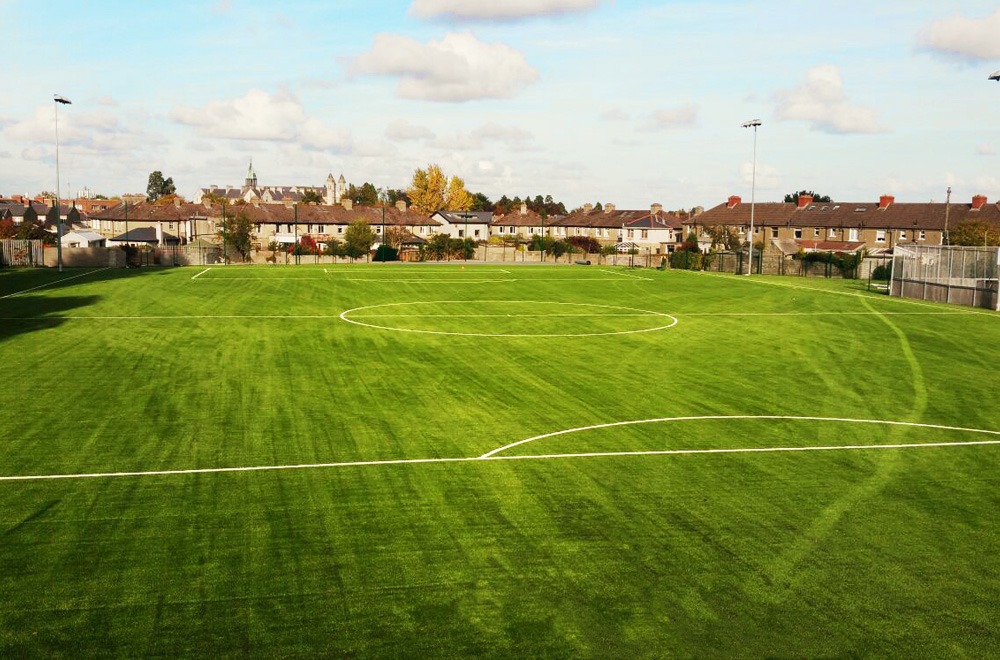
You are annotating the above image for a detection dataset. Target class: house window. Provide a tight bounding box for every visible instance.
[458,229,464,238]
[337,226,344,234]
[641,230,649,239]
[317,225,325,234]
[828,228,837,238]
[627,229,634,239]
[813,228,820,237]
[474,229,481,238]
[899,230,907,241]
[419,226,427,235]
[793,228,802,239]
[875,230,886,243]
[919,230,926,241]
[848,228,859,241]
[507,227,513,233]
[770,227,779,238]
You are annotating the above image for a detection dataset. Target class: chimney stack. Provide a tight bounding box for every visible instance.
[797,194,813,209]
[583,203,593,213]
[878,194,895,210]
[972,194,988,210]
[342,199,353,211]
[520,203,527,215]
[605,203,615,213]
[651,203,663,215]
[395,200,407,212]
[284,199,293,209]
[727,195,741,209]
[173,197,182,208]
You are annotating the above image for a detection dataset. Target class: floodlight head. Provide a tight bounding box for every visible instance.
[54,94,72,105]
[741,119,762,128]
[990,70,1000,81]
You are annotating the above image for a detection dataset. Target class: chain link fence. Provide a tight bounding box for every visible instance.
[891,245,999,310]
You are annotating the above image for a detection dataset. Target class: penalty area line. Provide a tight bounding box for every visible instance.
[2,439,1000,482]
[191,268,211,279]
[0,267,111,300]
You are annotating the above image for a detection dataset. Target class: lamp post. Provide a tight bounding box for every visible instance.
[54,94,72,272]
[741,119,761,275]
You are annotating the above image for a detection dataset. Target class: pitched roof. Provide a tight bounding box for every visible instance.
[697,198,1000,230]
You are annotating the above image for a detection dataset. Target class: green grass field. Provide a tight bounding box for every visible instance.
[1,263,998,657]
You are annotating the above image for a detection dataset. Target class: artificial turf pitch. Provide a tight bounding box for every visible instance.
[1,264,998,656]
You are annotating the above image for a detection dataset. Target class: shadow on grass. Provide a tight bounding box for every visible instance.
[0,293,104,344]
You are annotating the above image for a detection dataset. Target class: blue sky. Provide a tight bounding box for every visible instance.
[3,0,1000,210]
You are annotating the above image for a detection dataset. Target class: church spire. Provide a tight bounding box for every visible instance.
[245,159,258,188]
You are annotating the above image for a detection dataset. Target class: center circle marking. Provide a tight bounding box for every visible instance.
[339,300,679,337]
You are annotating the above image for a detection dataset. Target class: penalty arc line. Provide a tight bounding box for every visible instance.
[480,415,1000,457]
[2,439,1000,482]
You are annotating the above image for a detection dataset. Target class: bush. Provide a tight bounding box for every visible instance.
[670,250,702,270]
[374,244,399,262]
[871,264,890,280]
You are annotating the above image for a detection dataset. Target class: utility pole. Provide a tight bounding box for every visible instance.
[943,186,952,246]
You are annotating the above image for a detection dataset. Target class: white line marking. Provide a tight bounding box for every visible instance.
[0,267,111,300]
[684,271,997,317]
[191,268,211,280]
[350,313,663,319]
[599,269,653,281]
[2,438,998,482]
[480,415,1000,457]
[339,300,678,337]
[342,278,516,284]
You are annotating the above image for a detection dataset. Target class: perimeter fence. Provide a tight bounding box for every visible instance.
[891,245,999,310]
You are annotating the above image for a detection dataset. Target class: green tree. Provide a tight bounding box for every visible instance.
[784,190,831,204]
[218,209,254,261]
[301,189,324,204]
[471,192,493,211]
[344,220,376,261]
[146,171,176,202]
[949,220,1000,246]
[704,224,743,251]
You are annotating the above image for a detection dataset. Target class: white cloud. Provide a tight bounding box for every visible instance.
[740,161,781,191]
[409,0,600,21]
[917,9,1000,62]
[601,108,628,121]
[642,103,698,131]
[212,0,233,16]
[170,89,353,152]
[3,105,157,155]
[976,143,995,156]
[428,123,535,151]
[348,32,538,102]
[385,119,436,141]
[774,65,885,134]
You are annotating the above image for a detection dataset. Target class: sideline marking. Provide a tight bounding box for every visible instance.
[191,268,211,280]
[339,300,678,337]
[0,267,111,300]
[480,415,1000,457]
[685,271,996,317]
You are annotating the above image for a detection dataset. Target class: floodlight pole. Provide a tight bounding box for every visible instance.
[741,119,762,275]
[54,94,72,272]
